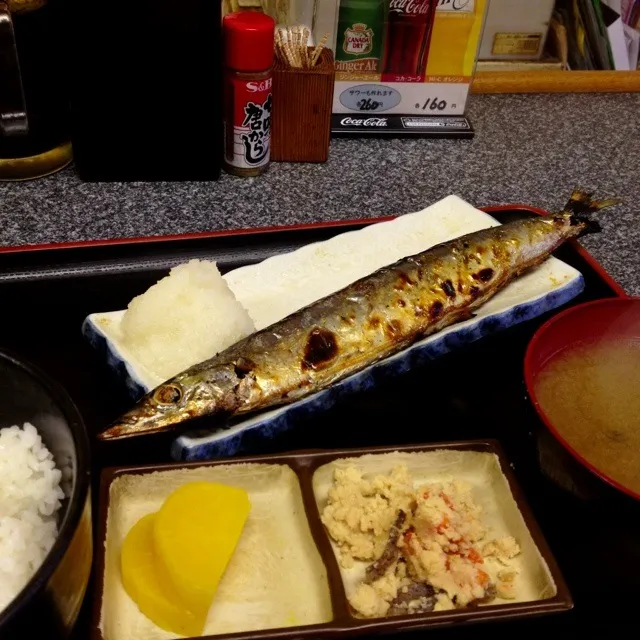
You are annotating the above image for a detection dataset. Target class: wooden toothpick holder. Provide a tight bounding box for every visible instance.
[271,48,335,163]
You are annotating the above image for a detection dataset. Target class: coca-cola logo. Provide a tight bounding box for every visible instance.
[341,117,388,127]
[389,0,431,14]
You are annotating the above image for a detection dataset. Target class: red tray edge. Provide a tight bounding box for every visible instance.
[0,204,627,298]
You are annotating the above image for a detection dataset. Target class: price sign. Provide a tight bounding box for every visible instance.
[334,81,470,116]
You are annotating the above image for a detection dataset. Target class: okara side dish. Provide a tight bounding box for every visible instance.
[322,465,521,618]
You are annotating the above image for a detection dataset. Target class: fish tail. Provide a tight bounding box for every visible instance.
[560,189,623,235]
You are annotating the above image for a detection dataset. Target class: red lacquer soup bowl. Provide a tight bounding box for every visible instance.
[525,297,640,501]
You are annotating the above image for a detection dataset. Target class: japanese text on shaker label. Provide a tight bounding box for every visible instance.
[227,78,272,169]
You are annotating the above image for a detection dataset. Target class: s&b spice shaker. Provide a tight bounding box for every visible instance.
[222,12,275,177]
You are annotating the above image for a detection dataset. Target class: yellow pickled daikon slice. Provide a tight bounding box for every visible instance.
[120,513,201,636]
[153,481,251,620]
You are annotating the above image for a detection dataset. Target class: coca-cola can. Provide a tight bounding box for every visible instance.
[382,0,437,82]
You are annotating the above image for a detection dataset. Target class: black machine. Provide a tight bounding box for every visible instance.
[68,0,222,181]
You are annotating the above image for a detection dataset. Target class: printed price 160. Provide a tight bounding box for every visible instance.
[415,97,453,112]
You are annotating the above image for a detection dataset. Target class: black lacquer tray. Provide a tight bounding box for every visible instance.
[0,206,635,638]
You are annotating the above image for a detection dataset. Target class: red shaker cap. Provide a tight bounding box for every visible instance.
[223,12,275,72]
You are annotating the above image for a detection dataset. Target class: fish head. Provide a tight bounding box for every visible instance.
[98,362,248,441]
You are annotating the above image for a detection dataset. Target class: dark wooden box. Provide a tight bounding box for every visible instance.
[271,48,335,163]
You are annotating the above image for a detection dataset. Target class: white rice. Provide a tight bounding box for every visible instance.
[120,259,256,381]
[0,423,64,613]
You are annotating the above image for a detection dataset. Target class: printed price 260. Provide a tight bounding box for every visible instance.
[415,97,450,111]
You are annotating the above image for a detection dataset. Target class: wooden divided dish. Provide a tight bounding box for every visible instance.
[93,442,572,640]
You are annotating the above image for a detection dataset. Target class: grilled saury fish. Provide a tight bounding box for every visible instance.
[99,191,620,441]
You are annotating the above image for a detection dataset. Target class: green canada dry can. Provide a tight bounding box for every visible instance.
[334,0,386,78]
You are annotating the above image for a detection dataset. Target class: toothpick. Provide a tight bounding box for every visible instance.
[275,28,286,64]
[292,28,302,67]
[274,24,325,70]
[285,40,298,68]
[310,32,329,67]
[302,28,310,67]
[294,32,302,67]
[284,28,293,66]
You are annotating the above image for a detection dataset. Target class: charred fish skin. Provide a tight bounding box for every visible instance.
[99,191,620,441]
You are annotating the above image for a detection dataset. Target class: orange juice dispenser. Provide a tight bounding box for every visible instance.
[427,1,487,78]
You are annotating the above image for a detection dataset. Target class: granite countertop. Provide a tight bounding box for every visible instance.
[0,93,638,294]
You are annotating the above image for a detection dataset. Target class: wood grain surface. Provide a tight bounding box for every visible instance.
[472,70,640,94]
[271,48,334,163]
